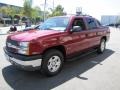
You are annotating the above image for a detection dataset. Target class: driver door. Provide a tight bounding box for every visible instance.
[67,18,88,54]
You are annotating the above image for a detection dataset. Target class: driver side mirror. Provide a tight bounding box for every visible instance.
[71,26,82,32]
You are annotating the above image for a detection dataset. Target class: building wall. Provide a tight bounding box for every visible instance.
[0,3,22,8]
[101,15,120,25]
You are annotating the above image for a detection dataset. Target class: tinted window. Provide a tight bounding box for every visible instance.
[86,18,97,29]
[96,20,102,26]
[37,17,69,31]
[72,18,86,30]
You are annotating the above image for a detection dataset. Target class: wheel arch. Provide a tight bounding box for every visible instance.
[101,36,107,41]
[42,45,66,58]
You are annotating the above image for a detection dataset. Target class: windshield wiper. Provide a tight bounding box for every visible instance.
[44,28,54,30]
[36,27,54,30]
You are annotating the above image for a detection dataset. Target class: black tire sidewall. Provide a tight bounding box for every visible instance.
[97,39,106,53]
[41,49,64,76]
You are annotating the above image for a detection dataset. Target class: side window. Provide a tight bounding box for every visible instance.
[96,20,102,27]
[86,18,97,30]
[72,18,86,30]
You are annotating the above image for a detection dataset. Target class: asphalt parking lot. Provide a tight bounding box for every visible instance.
[0,28,120,90]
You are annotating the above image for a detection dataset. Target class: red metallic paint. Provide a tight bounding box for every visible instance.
[7,16,110,56]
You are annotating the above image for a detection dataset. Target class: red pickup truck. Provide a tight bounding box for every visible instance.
[4,15,110,76]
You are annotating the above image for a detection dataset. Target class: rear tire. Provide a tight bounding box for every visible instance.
[41,49,64,77]
[97,39,106,54]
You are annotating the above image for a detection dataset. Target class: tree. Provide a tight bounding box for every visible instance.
[0,6,8,15]
[22,0,32,18]
[22,0,43,24]
[0,6,17,24]
[8,7,17,24]
[0,6,16,16]
[31,6,42,24]
[49,5,64,17]
[31,7,41,19]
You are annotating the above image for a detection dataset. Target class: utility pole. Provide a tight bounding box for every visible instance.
[53,0,54,10]
[43,0,47,21]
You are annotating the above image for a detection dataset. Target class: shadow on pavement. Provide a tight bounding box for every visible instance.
[2,49,114,90]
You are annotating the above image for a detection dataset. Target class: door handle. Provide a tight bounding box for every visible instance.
[96,32,101,36]
[85,34,88,37]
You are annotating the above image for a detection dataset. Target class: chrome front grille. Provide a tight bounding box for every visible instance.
[6,38,19,53]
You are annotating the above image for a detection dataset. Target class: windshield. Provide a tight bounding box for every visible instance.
[37,17,69,31]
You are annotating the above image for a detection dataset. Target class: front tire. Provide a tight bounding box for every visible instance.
[41,49,64,76]
[97,39,106,54]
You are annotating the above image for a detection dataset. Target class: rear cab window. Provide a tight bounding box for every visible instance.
[96,20,102,27]
[96,20,103,29]
[85,18,98,30]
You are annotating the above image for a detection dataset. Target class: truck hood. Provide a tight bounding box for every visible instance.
[10,30,62,41]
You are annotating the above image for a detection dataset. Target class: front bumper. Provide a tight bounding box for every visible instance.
[4,47,42,71]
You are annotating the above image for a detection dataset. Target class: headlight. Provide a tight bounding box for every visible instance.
[19,42,29,48]
[18,42,29,55]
